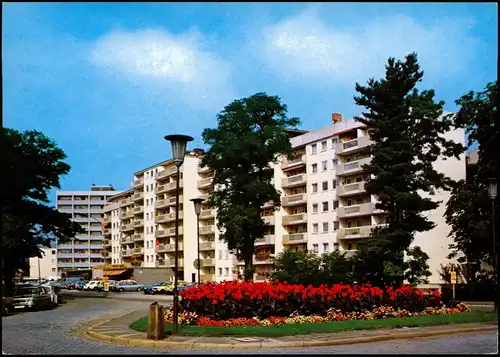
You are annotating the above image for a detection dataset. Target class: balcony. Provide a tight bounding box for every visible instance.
[133,247,144,255]
[336,136,372,156]
[120,198,134,207]
[133,233,144,242]
[157,227,183,238]
[156,244,167,253]
[281,154,306,169]
[157,181,183,194]
[134,206,144,215]
[132,178,144,188]
[133,192,144,202]
[155,211,183,224]
[165,259,184,268]
[261,201,273,209]
[201,258,215,267]
[283,233,308,244]
[200,242,215,251]
[255,235,275,246]
[165,243,184,252]
[337,202,383,219]
[337,182,367,197]
[198,165,213,174]
[155,198,171,209]
[121,236,134,245]
[121,250,133,257]
[200,274,215,282]
[200,209,215,219]
[336,157,372,176]
[121,223,134,232]
[155,166,177,181]
[197,177,213,189]
[103,239,111,247]
[122,210,134,219]
[200,226,215,235]
[103,228,111,236]
[282,193,307,207]
[133,220,144,228]
[282,213,307,225]
[281,174,307,188]
[262,215,275,226]
[337,225,376,240]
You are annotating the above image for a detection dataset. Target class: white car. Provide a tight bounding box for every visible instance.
[83,280,99,291]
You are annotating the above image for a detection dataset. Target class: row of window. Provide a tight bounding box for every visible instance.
[311,180,338,193]
[310,159,339,173]
[310,138,339,154]
[218,267,231,276]
[311,242,357,253]
[311,201,340,213]
[311,221,340,233]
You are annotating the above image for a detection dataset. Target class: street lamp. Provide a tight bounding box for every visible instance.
[190,198,205,286]
[165,134,193,334]
[487,178,497,313]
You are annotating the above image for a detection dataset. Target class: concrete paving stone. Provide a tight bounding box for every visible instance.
[194,337,236,345]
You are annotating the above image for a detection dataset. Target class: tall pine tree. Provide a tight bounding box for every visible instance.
[351,53,464,287]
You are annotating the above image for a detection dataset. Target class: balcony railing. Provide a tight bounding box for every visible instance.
[197,165,213,174]
[199,242,215,251]
[200,225,215,235]
[155,166,177,180]
[164,243,184,252]
[132,178,144,188]
[133,233,144,242]
[165,259,184,268]
[122,210,134,219]
[337,225,376,240]
[281,154,306,169]
[283,233,308,244]
[282,213,307,225]
[201,258,215,267]
[262,215,275,225]
[121,250,133,257]
[200,209,215,219]
[133,192,144,201]
[336,157,372,176]
[155,211,183,224]
[337,182,367,197]
[197,177,213,188]
[133,220,144,228]
[337,202,383,219]
[133,247,144,254]
[103,228,111,236]
[120,198,134,207]
[200,274,215,282]
[255,235,275,246]
[121,223,134,232]
[134,206,144,214]
[281,193,307,207]
[336,136,372,155]
[281,174,307,188]
[121,236,134,244]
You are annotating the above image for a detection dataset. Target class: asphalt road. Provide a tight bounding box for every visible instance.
[2,297,498,355]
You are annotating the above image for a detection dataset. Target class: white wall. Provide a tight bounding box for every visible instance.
[29,248,57,279]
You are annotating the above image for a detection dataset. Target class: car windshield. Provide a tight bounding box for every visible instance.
[15,287,39,296]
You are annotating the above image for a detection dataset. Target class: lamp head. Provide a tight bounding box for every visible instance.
[190,197,205,216]
[487,178,497,199]
[165,134,194,167]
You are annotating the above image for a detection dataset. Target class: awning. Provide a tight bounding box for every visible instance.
[282,163,305,172]
[131,255,143,259]
[104,270,127,276]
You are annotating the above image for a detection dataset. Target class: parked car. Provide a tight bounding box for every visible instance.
[112,280,145,292]
[144,282,169,295]
[12,285,54,310]
[75,280,88,291]
[153,281,188,295]
[2,297,14,316]
[96,280,116,291]
[178,282,204,292]
[83,280,100,291]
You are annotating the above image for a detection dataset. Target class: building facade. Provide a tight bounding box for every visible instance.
[28,247,57,280]
[56,185,120,274]
[101,113,465,284]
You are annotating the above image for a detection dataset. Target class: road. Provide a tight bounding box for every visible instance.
[2,297,498,355]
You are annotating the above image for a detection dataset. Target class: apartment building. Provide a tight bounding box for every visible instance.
[101,113,464,284]
[28,247,57,280]
[56,185,120,274]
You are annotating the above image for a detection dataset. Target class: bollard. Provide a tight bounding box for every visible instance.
[147,302,165,340]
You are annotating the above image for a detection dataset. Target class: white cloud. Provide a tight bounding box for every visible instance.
[256,9,479,87]
[90,28,235,110]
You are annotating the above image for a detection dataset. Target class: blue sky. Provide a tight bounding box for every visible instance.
[3,2,497,203]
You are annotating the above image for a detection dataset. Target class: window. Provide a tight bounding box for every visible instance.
[322,181,328,191]
[312,163,318,174]
[218,250,223,259]
[332,158,338,167]
[52,268,56,272]
[312,203,318,214]
[225,267,229,275]
[332,180,337,189]
[334,243,340,251]
[312,223,319,234]
[332,138,338,146]
[321,141,327,151]
[323,243,329,253]
[51,250,56,255]
[333,200,339,209]
[347,242,353,250]
[322,161,327,171]
[312,183,318,193]
[146,185,149,192]
[218,267,223,275]
[322,222,329,233]
[313,244,319,253]
[333,221,340,231]
[52,259,55,264]
[311,144,317,154]
[225,250,229,259]
[322,201,329,212]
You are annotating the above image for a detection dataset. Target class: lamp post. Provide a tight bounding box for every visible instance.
[487,178,497,313]
[165,134,193,334]
[190,198,205,286]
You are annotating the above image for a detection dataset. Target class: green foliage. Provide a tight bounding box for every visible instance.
[1,128,85,294]
[270,249,354,286]
[351,53,463,286]
[201,93,300,281]
[445,81,498,266]
[439,263,464,284]
[404,246,432,285]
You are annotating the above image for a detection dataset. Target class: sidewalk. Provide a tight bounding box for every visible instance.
[85,310,499,350]
[61,290,173,303]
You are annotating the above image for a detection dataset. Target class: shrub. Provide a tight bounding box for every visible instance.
[179,280,441,320]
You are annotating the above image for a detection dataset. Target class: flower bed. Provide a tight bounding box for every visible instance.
[179,280,442,320]
[165,303,472,327]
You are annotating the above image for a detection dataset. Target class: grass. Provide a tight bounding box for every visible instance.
[129,312,498,337]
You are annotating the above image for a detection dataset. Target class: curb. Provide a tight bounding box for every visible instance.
[85,321,499,350]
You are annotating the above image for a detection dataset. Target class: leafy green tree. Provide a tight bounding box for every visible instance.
[1,128,84,295]
[202,93,300,281]
[352,53,464,287]
[404,246,432,284]
[320,251,355,285]
[445,81,498,267]
[270,249,322,286]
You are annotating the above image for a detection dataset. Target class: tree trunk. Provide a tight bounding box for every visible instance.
[2,269,16,297]
[243,251,254,281]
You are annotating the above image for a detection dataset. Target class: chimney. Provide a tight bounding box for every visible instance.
[332,113,342,123]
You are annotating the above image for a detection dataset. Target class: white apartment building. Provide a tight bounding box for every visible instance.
[102,113,465,284]
[56,185,121,274]
[28,247,57,279]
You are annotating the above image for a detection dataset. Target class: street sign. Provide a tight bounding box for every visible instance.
[450,271,457,284]
[104,282,109,292]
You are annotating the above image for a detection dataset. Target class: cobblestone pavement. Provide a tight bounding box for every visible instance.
[2,298,498,355]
